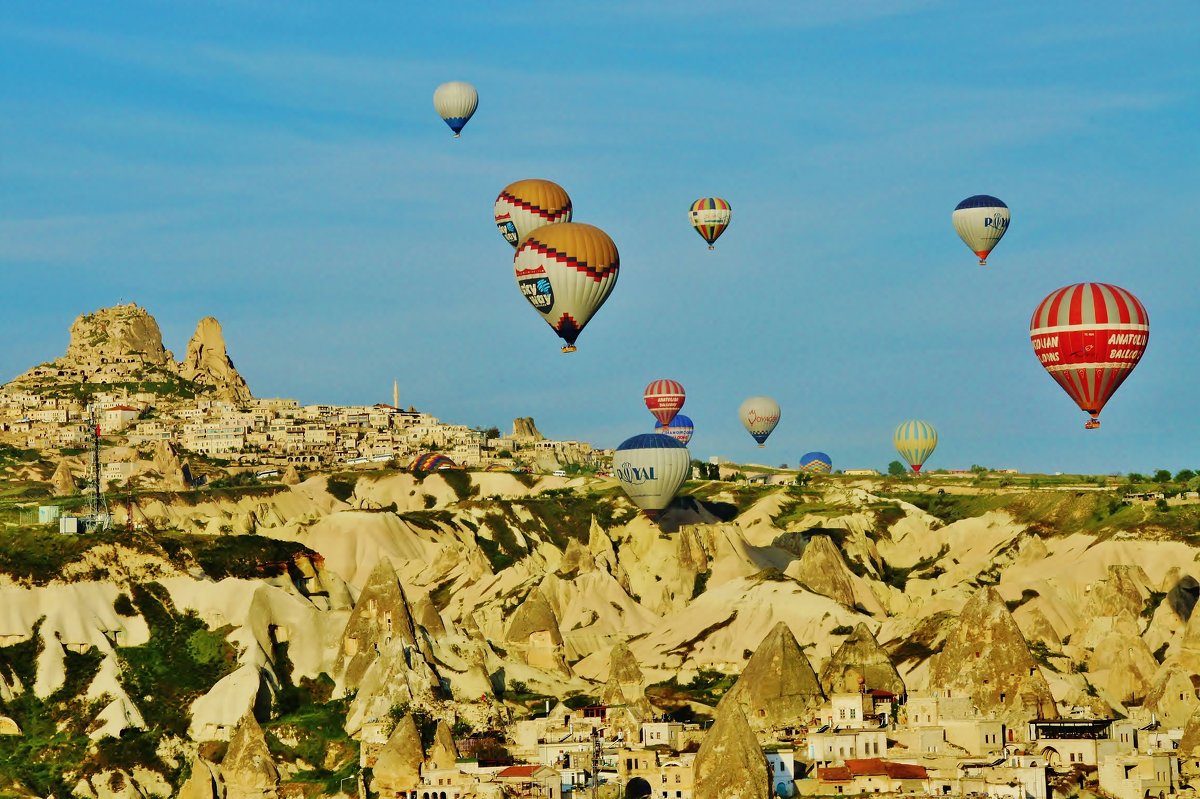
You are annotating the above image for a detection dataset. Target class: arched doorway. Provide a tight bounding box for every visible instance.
[626,778,652,799]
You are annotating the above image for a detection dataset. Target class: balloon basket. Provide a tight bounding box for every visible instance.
[453,133,461,139]
[757,444,765,448]
[708,245,715,251]
[1085,419,1100,430]
[561,345,577,354]
[978,259,987,266]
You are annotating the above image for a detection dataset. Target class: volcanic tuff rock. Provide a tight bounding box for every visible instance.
[176,757,222,799]
[427,720,459,770]
[791,534,858,607]
[65,303,171,366]
[51,460,75,496]
[334,559,421,693]
[717,621,825,730]
[692,705,771,799]
[280,464,300,485]
[179,317,253,402]
[927,587,1058,729]
[1144,665,1200,728]
[373,713,423,793]
[221,713,279,799]
[1181,708,1200,776]
[511,416,543,441]
[820,622,906,697]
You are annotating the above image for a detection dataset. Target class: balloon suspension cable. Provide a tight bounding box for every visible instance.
[561,345,577,354]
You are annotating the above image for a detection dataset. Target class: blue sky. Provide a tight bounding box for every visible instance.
[1,2,1197,473]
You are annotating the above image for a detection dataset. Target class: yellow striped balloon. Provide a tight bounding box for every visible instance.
[689,197,731,249]
[893,420,937,473]
[514,223,619,353]
[494,179,572,248]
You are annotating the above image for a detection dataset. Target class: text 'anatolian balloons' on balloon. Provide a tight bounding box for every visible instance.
[1030,283,1148,430]
[739,396,780,447]
[494,179,572,249]
[433,81,478,137]
[894,420,937,473]
[655,414,694,445]
[513,223,620,353]
[613,433,691,519]
[952,195,1009,265]
[644,379,686,427]
[799,452,832,474]
[689,197,732,249]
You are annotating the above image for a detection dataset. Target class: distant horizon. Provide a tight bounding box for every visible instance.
[2,3,1196,474]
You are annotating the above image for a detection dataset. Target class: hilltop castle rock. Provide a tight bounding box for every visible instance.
[4,303,251,403]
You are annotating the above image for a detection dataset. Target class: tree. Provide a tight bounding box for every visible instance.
[888,460,906,477]
[970,464,988,474]
[1127,473,1146,484]
[1175,469,1196,483]
[1154,469,1172,484]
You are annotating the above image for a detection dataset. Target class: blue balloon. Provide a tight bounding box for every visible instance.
[799,451,832,474]
[654,414,694,445]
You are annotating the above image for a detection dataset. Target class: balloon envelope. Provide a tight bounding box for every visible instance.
[689,197,732,248]
[613,433,691,516]
[654,414,694,445]
[1030,283,1148,427]
[894,420,937,473]
[644,379,686,426]
[799,452,832,474]
[514,223,620,352]
[952,195,1009,265]
[739,396,780,446]
[433,81,478,136]
[495,179,572,248]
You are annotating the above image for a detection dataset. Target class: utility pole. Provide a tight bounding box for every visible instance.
[591,726,602,799]
[90,409,102,519]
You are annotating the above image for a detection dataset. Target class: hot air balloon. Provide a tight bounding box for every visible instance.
[644,379,686,427]
[799,452,832,474]
[433,81,478,137]
[739,396,780,447]
[654,414,694,445]
[613,433,691,518]
[894,420,937,473]
[952,195,1009,265]
[1030,283,1148,429]
[494,179,572,248]
[689,197,731,249]
[513,223,619,353]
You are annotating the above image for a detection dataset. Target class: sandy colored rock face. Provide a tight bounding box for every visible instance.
[221,713,279,797]
[427,719,459,770]
[334,559,421,692]
[792,535,857,607]
[820,622,906,697]
[64,304,170,367]
[692,705,772,799]
[927,586,1058,729]
[179,317,252,402]
[373,713,423,792]
[718,621,825,730]
[51,460,76,496]
[512,417,543,441]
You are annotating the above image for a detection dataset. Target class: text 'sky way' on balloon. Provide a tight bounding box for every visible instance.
[613,433,691,519]
[513,223,619,353]
[799,451,832,474]
[644,379,686,426]
[654,414,694,445]
[1030,283,1148,430]
[952,195,1009,265]
[689,197,732,250]
[494,179,572,248]
[433,81,478,137]
[894,420,937,473]
[739,396,780,447]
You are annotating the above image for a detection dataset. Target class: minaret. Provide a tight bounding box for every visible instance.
[393,380,399,410]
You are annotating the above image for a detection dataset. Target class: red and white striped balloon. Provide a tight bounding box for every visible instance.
[1030,283,1148,429]
[643,379,686,427]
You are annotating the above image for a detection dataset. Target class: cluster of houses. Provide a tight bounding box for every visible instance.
[356,687,1191,799]
[0,389,601,475]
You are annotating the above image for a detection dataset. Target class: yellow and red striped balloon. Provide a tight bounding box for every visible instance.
[494,179,572,248]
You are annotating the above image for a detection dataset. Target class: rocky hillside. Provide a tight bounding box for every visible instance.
[4,304,251,403]
[2,467,1200,795]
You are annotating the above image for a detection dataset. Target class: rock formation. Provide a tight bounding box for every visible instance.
[718,621,825,730]
[426,720,459,770]
[820,622,906,697]
[511,417,543,441]
[51,460,76,496]
[64,304,171,367]
[1144,665,1200,728]
[927,587,1058,729]
[792,535,857,607]
[179,317,252,402]
[152,440,189,490]
[1180,708,1200,777]
[372,713,423,794]
[692,705,771,799]
[220,713,278,799]
[334,560,421,692]
[280,465,300,485]
[177,757,222,799]
[505,588,569,672]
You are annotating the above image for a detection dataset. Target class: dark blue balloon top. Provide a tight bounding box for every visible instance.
[955,195,1007,210]
[616,433,687,451]
[800,451,832,465]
